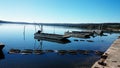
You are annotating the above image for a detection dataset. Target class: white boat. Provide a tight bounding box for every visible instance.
[94,30,103,35]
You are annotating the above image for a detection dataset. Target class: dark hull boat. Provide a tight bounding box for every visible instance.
[34,31,70,40]
[0,43,5,50]
[64,31,93,38]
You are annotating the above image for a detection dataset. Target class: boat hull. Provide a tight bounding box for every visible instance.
[64,31,92,38]
[0,44,5,50]
[34,33,69,40]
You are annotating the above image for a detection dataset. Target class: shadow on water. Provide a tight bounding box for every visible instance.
[34,36,71,44]
[0,50,5,60]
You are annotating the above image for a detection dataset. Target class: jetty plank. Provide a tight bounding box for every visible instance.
[92,38,120,68]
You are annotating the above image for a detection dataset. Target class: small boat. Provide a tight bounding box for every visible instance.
[34,30,70,40]
[94,30,103,35]
[0,43,5,50]
[72,31,94,36]
[64,31,92,38]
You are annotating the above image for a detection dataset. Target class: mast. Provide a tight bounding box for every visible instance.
[23,25,26,40]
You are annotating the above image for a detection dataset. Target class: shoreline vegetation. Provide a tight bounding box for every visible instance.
[0,20,120,31]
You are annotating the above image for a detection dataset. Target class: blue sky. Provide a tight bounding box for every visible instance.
[0,0,120,23]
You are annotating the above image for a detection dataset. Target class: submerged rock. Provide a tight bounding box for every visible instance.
[77,50,89,55]
[8,49,21,54]
[45,50,54,53]
[87,40,94,42]
[33,50,44,54]
[21,49,33,55]
[80,40,85,41]
[68,50,77,55]
[58,50,67,55]
[94,50,104,55]
[74,39,79,41]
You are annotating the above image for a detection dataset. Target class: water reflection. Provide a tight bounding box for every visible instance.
[8,48,104,56]
[23,26,26,40]
[0,23,120,68]
[34,36,71,44]
[0,50,5,60]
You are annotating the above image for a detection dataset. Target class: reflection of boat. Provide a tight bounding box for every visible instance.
[8,49,104,56]
[34,31,70,40]
[0,43,5,50]
[34,36,71,44]
[0,50,5,60]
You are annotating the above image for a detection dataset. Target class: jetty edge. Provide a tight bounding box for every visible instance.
[92,37,120,68]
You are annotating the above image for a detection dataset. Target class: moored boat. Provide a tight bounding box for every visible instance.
[34,30,70,40]
[64,31,93,38]
[0,43,5,50]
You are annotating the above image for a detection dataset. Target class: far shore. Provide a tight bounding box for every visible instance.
[0,20,120,31]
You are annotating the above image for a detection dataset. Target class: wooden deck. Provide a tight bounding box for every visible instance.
[92,37,120,68]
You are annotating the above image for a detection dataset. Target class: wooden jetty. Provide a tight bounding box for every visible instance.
[92,37,120,68]
[0,43,5,50]
[34,31,70,40]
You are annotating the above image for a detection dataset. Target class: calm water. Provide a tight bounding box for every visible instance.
[0,23,119,68]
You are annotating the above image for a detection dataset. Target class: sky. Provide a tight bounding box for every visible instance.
[0,0,120,23]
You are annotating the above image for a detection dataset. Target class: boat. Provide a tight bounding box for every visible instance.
[94,30,103,35]
[64,31,93,38]
[0,43,5,50]
[34,30,70,40]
